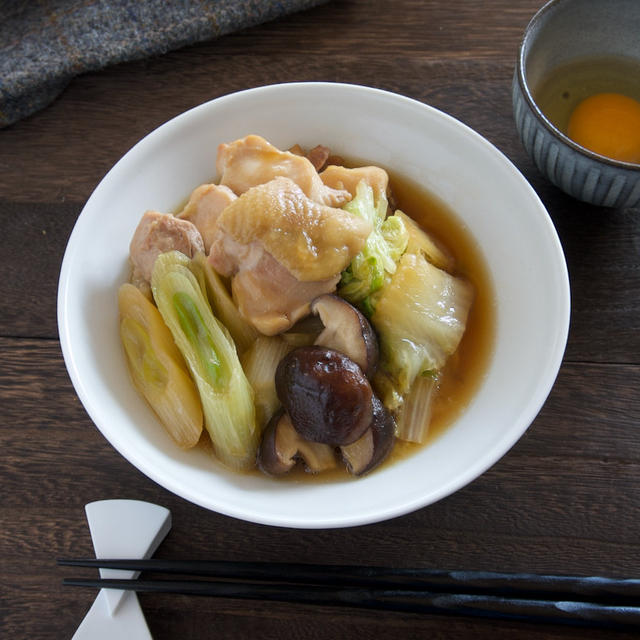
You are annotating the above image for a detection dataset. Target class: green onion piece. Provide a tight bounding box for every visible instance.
[151,250,258,471]
[173,291,224,388]
[120,316,168,390]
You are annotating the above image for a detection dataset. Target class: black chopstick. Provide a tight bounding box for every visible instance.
[59,559,640,628]
[60,575,640,630]
[57,558,640,604]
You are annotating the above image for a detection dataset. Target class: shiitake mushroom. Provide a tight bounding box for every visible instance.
[257,410,337,475]
[268,306,393,477]
[340,395,395,476]
[311,294,379,377]
[275,346,373,446]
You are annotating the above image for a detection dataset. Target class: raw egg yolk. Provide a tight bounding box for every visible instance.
[567,92,640,164]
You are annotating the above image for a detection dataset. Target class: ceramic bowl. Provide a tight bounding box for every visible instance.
[58,83,570,528]
[513,0,640,208]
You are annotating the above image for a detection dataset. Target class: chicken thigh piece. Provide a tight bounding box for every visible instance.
[176,183,236,252]
[217,241,341,336]
[129,211,204,295]
[216,135,352,207]
[320,164,390,200]
[208,177,372,335]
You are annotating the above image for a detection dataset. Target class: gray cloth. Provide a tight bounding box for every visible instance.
[0,0,327,128]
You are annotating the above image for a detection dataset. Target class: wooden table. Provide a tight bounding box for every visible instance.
[2,1,639,638]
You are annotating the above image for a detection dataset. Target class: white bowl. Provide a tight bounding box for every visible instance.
[58,83,570,529]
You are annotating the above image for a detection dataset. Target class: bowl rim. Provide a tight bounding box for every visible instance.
[57,81,571,528]
[516,0,640,172]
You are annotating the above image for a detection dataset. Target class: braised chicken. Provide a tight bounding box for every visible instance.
[216,134,351,207]
[129,211,204,295]
[176,183,236,252]
[215,247,340,336]
[208,176,371,335]
[320,164,390,199]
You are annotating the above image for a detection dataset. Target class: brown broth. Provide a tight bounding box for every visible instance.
[390,171,495,439]
[384,171,495,467]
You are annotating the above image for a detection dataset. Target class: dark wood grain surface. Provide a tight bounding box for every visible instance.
[2,1,639,638]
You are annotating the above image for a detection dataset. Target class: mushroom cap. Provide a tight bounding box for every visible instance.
[275,345,373,446]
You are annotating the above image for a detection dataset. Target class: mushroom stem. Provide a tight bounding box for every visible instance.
[257,411,337,476]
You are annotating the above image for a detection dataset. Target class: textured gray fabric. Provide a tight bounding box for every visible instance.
[0,0,327,128]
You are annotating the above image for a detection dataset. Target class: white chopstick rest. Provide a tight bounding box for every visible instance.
[72,500,171,640]
[72,589,154,640]
[84,500,172,614]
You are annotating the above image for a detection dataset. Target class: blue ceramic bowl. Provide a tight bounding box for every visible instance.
[513,0,640,208]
